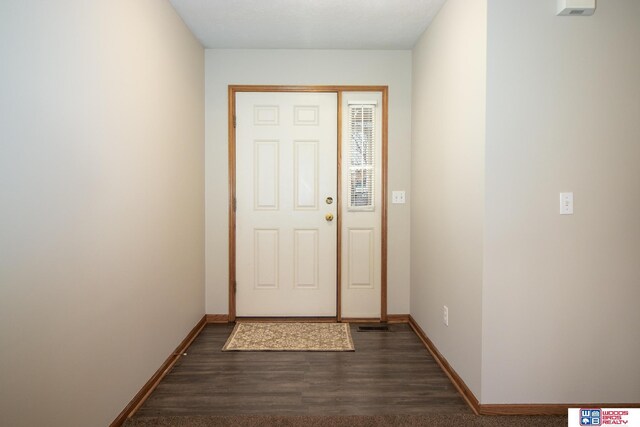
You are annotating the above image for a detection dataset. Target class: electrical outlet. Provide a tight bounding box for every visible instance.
[443,306,449,326]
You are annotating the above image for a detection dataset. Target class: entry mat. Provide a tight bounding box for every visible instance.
[222,322,355,352]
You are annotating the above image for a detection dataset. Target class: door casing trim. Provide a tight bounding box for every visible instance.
[228,85,389,322]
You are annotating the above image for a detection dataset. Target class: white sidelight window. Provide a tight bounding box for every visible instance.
[348,102,376,211]
[341,92,383,318]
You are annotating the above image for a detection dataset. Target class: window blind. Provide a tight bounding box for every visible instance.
[348,104,375,210]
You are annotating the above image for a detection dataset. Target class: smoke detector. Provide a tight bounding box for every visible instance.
[557,0,596,16]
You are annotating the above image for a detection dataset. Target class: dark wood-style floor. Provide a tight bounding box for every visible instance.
[134,323,471,417]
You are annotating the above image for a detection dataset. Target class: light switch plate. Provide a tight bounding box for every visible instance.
[560,192,574,215]
[392,191,406,204]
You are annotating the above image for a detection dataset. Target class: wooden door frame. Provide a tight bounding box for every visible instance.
[228,85,389,322]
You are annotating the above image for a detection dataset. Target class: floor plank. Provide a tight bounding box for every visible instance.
[134,323,471,417]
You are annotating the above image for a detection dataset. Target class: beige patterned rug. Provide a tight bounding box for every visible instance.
[222,322,354,352]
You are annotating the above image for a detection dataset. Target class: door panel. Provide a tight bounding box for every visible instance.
[254,229,279,289]
[294,141,319,209]
[294,229,319,289]
[236,92,337,316]
[254,141,279,210]
[348,228,375,289]
[341,92,383,318]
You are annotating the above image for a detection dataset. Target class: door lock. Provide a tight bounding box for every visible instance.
[325,197,333,205]
[325,213,334,222]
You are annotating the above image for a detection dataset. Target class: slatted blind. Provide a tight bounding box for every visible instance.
[348,104,375,210]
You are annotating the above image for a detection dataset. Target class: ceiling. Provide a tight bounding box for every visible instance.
[169,0,446,49]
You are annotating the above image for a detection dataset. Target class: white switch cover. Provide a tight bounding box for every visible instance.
[392,191,406,204]
[560,192,574,215]
[443,306,449,326]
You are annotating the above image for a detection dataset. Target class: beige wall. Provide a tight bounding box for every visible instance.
[205,49,412,315]
[412,0,640,405]
[0,1,204,426]
[483,0,640,403]
[410,0,486,398]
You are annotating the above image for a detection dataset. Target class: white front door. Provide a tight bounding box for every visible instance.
[235,92,337,316]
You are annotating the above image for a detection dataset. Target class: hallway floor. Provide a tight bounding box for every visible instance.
[133,323,470,417]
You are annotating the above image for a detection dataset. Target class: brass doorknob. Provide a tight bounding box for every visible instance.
[325,213,334,222]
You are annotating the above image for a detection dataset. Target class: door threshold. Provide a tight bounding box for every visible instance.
[235,316,338,323]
